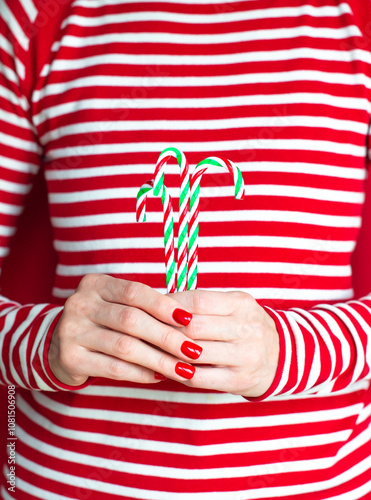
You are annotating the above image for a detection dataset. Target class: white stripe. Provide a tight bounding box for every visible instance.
[53,235,355,253]
[51,286,354,302]
[348,302,371,368]
[0,84,29,111]
[20,0,38,22]
[0,33,13,56]
[0,1,29,51]
[0,108,32,130]
[263,308,292,396]
[45,161,367,181]
[75,385,244,402]
[0,306,17,384]
[33,93,370,126]
[31,391,362,429]
[61,4,353,28]
[2,310,23,387]
[0,247,9,257]
[340,305,371,367]
[0,201,23,216]
[33,70,371,103]
[0,130,40,153]
[55,261,351,278]
[0,225,16,237]
[0,179,31,195]
[47,138,366,161]
[33,307,64,391]
[246,185,362,203]
[51,25,362,51]
[320,304,369,384]
[14,55,25,81]
[0,62,19,85]
[287,316,306,394]
[40,115,368,144]
[291,312,322,391]
[50,210,361,228]
[0,154,38,174]
[313,310,352,377]
[242,162,367,179]
[45,47,371,73]
[75,379,369,400]
[49,184,364,204]
[356,401,371,425]
[73,0,347,8]
[1,467,77,500]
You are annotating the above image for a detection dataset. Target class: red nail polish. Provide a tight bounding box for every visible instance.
[181,341,202,360]
[175,362,195,379]
[172,308,192,326]
[154,372,167,381]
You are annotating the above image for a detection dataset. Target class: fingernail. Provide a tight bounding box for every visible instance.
[154,372,167,381]
[172,308,192,326]
[175,362,195,379]
[181,341,202,360]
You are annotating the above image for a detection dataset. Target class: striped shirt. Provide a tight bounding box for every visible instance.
[1,0,371,498]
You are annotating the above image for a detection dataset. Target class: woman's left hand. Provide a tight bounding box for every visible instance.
[167,290,280,398]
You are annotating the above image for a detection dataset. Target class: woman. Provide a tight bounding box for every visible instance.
[0,0,370,498]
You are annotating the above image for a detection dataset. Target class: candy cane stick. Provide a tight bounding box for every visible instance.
[136,180,176,293]
[153,147,190,292]
[187,157,245,290]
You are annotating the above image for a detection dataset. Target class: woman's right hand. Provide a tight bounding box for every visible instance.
[48,274,202,386]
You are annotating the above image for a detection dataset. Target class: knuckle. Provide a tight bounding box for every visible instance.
[113,335,135,357]
[136,370,153,384]
[188,369,206,388]
[56,313,80,341]
[63,293,78,314]
[188,316,204,339]
[58,343,79,372]
[229,290,252,306]
[156,354,167,373]
[107,360,126,378]
[64,291,92,319]
[78,273,101,291]
[160,328,174,348]
[123,281,144,304]
[117,306,139,330]
[192,291,207,313]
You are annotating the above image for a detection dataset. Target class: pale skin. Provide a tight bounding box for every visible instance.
[49,273,280,398]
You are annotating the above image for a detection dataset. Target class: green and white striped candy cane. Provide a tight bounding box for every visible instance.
[187,156,245,290]
[136,180,176,293]
[153,147,190,292]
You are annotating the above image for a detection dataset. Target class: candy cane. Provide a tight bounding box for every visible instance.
[187,157,245,290]
[153,147,190,292]
[136,180,176,293]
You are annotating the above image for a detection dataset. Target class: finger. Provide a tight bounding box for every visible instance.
[68,348,162,384]
[92,302,203,362]
[98,276,193,326]
[170,289,249,316]
[180,366,238,393]
[182,314,243,342]
[186,340,236,366]
[82,327,198,381]
[182,365,264,397]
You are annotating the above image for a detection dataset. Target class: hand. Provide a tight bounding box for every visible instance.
[48,274,203,386]
[167,290,280,398]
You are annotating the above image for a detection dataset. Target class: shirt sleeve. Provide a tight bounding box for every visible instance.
[0,0,92,391]
[245,297,371,401]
